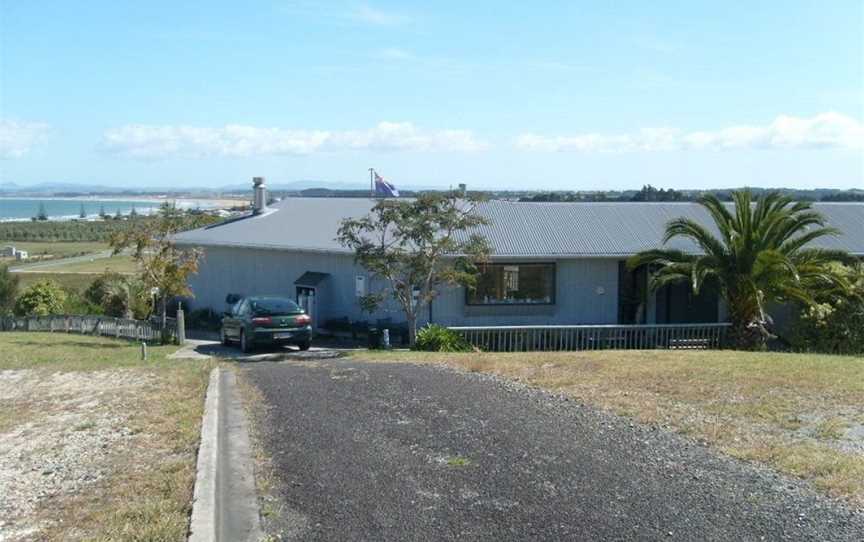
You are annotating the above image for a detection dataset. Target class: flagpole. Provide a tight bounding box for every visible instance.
[369,168,374,199]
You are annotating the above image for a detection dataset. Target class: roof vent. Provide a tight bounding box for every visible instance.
[252,177,267,214]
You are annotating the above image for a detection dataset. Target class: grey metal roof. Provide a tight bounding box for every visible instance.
[173,198,864,257]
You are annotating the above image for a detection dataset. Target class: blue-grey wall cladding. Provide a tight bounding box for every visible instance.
[187,246,405,324]
[187,247,621,327]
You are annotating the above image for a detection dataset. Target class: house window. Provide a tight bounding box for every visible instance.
[467,263,555,305]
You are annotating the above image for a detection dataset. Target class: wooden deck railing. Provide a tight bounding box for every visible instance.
[0,315,180,344]
[449,323,730,352]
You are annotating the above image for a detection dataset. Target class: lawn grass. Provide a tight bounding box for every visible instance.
[24,254,138,274]
[0,332,212,540]
[14,271,99,291]
[350,349,864,505]
[0,240,109,259]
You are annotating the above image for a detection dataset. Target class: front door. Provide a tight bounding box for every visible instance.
[296,286,317,329]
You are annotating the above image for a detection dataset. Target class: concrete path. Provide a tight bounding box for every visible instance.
[188,368,262,542]
[243,357,864,541]
[170,339,349,362]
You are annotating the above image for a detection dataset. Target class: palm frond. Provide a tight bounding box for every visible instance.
[663,218,727,257]
[626,249,694,270]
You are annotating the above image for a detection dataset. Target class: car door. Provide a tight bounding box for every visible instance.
[227,299,247,339]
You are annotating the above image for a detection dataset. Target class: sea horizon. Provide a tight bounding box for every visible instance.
[0,197,213,221]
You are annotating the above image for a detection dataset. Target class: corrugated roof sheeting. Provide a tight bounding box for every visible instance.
[173,198,864,257]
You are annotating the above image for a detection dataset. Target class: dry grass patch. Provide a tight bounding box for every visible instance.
[0,332,213,541]
[350,349,864,505]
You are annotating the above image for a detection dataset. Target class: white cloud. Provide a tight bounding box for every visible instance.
[352,4,411,25]
[101,122,489,159]
[0,120,50,159]
[516,113,864,153]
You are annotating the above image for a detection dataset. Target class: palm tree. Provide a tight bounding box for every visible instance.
[628,190,850,349]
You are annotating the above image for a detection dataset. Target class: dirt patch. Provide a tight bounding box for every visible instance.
[0,369,155,540]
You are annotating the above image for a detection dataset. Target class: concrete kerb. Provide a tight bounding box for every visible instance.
[188,367,263,541]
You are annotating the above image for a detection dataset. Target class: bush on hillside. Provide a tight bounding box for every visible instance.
[14,280,67,316]
[413,324,472,352]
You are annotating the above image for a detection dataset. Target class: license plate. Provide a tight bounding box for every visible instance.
[273,332,293,339]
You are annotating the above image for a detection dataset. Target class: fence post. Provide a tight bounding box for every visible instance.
[176,308,186,346]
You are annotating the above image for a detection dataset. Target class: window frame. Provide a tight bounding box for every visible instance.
[465,261,557,306]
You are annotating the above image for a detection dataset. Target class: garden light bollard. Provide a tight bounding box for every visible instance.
[141,342,148,361]
[382,328,391,349]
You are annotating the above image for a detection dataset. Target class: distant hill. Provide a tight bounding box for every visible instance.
[3,181,862,203]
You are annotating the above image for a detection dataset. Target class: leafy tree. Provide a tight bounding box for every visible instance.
[628,190,850,349]
[109,203,210,331]
[35,203,48,221]
[0,266,19,316]
[337,192,492,345]
[14,280,67,316]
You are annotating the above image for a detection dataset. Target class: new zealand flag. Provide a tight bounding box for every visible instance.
[374,171,400,197]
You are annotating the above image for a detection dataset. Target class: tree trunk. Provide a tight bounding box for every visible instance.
[728,321,760,350]
[722,292,766,351]
[160,295,169,343]
[407,313,417,347]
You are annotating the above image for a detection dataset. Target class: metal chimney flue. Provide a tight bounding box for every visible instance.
[252,176,267,214]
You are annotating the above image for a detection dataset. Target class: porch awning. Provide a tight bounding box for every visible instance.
[294,271,330,287]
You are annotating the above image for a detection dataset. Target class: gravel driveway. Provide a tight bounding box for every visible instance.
[243,357,864,541]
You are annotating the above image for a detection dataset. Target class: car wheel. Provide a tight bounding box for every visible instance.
[221,328,231,346]
[240,330,252,353]
[297,340,311,351]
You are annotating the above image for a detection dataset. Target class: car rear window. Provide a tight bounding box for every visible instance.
[250,298,301,315]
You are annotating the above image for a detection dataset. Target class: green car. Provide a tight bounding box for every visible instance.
[221,295,312,353]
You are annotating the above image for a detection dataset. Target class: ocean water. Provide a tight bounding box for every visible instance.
[0,198,196,221]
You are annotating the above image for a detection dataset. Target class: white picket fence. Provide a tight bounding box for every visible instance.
[449,323,731,352]
[0,314,180,344]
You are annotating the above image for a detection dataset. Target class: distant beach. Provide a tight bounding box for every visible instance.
[0,196,244,222]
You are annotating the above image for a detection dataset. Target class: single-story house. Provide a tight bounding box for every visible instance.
[174,187,864,332]
[1,245,28,260]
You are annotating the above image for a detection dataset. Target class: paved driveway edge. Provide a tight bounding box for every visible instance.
[188,367,262,541]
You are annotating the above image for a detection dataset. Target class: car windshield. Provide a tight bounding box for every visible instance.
[250,298,301,316]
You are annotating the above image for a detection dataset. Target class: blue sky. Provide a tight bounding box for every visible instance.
[1,1,862,190]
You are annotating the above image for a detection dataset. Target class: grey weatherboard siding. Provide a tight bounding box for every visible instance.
[187,247,620,327]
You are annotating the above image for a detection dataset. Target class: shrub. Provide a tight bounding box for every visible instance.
[0,266,19,316]
[14,280,67,316]
[63,288,102,315]
[84,272,149,319]
[187,308,222,331]
[413,324,472,352]
[788,263,864,355]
